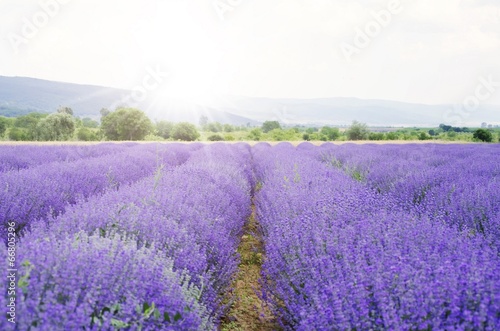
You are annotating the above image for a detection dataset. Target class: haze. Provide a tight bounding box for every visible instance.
[1,0,500,106]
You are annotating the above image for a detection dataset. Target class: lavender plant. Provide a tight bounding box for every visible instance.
[0,143,194,239]
[4,143,252,329]
[1,232,210,330]
[254,143,500,330]
[3,142,499,330]
[319,143,500,251]
[0,143,133,173]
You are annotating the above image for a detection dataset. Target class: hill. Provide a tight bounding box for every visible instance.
[0,76,258,126]
[212,96,500,127]
[1,76,499,127]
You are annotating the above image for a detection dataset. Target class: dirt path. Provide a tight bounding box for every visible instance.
[220,202,278,331]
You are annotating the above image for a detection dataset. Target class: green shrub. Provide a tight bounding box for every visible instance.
[473,129,493,142]
[207,134,225,141]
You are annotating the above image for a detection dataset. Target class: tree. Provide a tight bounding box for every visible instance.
[320,126,340,141]
[207,122,223,133]
[418,132,431,140]
[100,108,111,118]
[473,129,493,142]
[0,116,9,137]
[199,115,209,128]
[101,108,152,141]
[82,117,99,128]
[156,121,175,139]
[100,113,119,140]
[172,122,200,141]
[8,127,29,141]
[14,112,48,140]
[439,124,452,132]
[247,128,262,141]
[269,128,286,141]
[346,121,369,140]
[262,121,281,133]
[223,124,234,133]
[57,106,74,116]
[77,127,98,141]
[35,113,76,141]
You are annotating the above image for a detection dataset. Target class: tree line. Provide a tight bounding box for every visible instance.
[0,107,498,143]
[0,107,202,142]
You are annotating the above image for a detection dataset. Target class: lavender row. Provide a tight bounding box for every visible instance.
[3,143,252,330]
[319,143,500,250]
[254,143,500,330]
[0,143,137,173]
[4,233,209,330]
[0,143,196,239]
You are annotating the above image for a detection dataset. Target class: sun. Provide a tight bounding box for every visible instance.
[130,1,227,105]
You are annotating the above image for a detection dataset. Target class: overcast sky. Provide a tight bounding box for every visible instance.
[1,0,500,105]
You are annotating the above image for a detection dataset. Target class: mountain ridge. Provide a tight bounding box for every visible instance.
[1,76,499,127]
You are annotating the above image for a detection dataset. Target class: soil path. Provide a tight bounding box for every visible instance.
[220,202,278,331]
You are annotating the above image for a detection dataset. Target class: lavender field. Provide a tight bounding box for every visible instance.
[2,142,499,330]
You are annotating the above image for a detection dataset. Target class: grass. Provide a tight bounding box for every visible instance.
[220,201,279,331]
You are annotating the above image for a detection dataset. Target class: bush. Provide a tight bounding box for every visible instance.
[156,121,175,139]
[320,126,340,141]
[346,121,369,140]
[207,134,225,141]
[386,132,398,140]
[36,113,76,141]
[369,132,385,141]
[247,128,262,141]
[262,121,281,133]
[269,128,286,141]
[473,129,493,142]
[172,122,200,141]
[101,108,152,141]
[418,132,431,140]
[143,134,165,141]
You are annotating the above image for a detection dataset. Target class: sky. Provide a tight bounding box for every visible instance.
[1,0,500,105]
